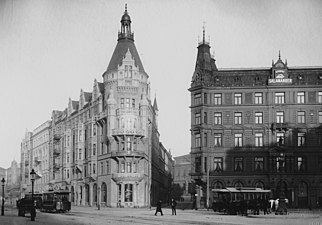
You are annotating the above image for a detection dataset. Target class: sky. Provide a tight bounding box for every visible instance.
[1,0,322,169]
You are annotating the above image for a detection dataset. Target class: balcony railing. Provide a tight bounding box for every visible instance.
[53,134,61,140]
[116,108,139,116]
[110,150,146,159]
[112,128,144,136]
[271,122,289,132]
[112,172,144,183]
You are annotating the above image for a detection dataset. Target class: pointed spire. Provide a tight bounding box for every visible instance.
[119,3,133,40]
[202,22,206,44]
[125,3,127,13]
[278,50,281,60]
[153,94,158,112]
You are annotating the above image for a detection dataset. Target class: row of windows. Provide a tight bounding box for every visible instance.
[194,132,313,148]
[194,91,322,105]
[195,156,322,173]
[195,111,322,125]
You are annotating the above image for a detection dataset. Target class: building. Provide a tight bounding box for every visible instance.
[189,29,322,209]
[6,160,21,205]
[173,155,192,199]
[20,6,173,208]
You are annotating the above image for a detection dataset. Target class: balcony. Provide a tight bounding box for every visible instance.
[34,157,41,164]
[112,128,144,136]
[110,150,146,159]
[25,160,29,166]
[53,149,60,157]
[271,122,289,132]
[112,172,144,183]
[116,108,139,116]
[53,134,61,140]
[53,164,60,171]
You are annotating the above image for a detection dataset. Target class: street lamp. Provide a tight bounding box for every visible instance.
[1,178,5,216]
[30,169,36,221]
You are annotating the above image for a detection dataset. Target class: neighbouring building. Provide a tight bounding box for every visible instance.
[20,6,173,208]
[173,155,193,200]
[189,29,322,209]
[6,160,21,205]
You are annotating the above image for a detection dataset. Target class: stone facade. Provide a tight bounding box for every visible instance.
[20,6,173,208]
[189,31,322,208]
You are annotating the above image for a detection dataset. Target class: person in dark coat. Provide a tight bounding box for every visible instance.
[155,200,163,216]
[170,198,177,215]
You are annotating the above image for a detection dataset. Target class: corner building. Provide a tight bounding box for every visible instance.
[21,7,173,208]
[189,33,322,208]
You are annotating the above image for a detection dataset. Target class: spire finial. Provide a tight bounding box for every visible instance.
[125,3,127,13]
[278,50,281,60]
[202,21,206,44]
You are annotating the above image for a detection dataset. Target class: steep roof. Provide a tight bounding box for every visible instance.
[106,39,145,74]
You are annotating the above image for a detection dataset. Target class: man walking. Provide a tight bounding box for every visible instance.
[171,199,177,215]
[155,200,163,216]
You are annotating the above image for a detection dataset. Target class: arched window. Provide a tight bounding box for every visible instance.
[101,182,107,203]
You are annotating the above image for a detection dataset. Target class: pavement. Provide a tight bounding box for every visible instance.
[0,205,321,225]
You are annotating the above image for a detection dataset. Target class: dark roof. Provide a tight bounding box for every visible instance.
[106,39,145,74]
[83,92,92,102]
[72,101,79,111]
[98,82,104,94]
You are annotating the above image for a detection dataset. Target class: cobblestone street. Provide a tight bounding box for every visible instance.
[0,205,321,225]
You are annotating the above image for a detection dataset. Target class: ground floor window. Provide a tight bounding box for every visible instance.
[124,184,133,202]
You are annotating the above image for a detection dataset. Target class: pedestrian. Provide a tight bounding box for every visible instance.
[155,200,163,216]
[170,198,177,215]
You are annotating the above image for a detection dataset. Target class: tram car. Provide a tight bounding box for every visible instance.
[41,190,71,213]
[212,187,271,215]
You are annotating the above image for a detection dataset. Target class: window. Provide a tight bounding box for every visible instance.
[214,94,222,105]
[276,111,284,123]
[126,137,132,151]
[255,92,263,104]
[234,157,243,172]
[234,133,243,147]
[93,125,97,136]
[126,162,132,173]
[194,93,201,105]
[132,99,135,108]
[276,155,285,172]
[204,93,207,104]
[195,133,201,147]
[297,92,305,103]
[276,132,284,144]
[234,93,242,105]
[195,156,201,173]
[214,133,222,147]
[126,98,130,108]
[93,163,96,174]
[234,112,242,125]
[204,112,207,124]
[298,132,306,146]
[318,92,322,103]
[124,184,133,202]
[275,92,285,104]
[255,112,263,124]
[297,111,306,123]
[319,157,322,172]
[214,112,222,125]
[319,111,322,123]
[203,133,207,147]
[120,98,124,108]
[214,158,223,172]
[93,144,96,156]
[255,133,263,147]
[195,112,201,125]
[297,157,306,172]
[120,162,125,173]
[254,157,264,171]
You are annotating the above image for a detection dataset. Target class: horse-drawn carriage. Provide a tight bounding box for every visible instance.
[212,187,271,215]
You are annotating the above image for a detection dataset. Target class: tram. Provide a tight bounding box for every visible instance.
[41,190,71,212]
[212,187,271,215]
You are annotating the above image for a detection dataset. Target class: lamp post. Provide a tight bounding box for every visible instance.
[1,178,5,216]
[30,169,36,221]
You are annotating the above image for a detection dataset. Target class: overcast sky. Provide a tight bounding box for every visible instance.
[1,0,322,169]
